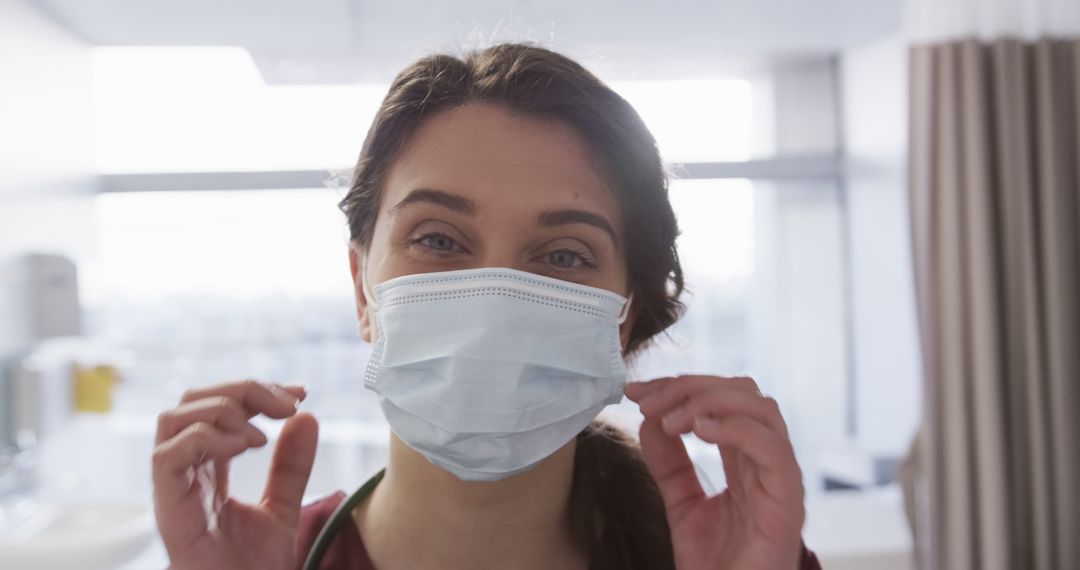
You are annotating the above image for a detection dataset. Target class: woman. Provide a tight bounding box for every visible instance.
[152,43,820,570]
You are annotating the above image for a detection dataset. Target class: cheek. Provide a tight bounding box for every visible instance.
[363,222,409,283]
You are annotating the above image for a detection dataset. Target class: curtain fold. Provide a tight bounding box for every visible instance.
[906,37,1080,570]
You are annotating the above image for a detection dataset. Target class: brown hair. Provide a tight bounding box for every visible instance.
[339,42,683,569]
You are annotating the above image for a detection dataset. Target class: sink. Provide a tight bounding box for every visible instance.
[0,499,155,570]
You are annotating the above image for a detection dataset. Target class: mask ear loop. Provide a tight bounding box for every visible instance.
[360,258,380,339]
[361,262,379,311]
[616,293,634,325]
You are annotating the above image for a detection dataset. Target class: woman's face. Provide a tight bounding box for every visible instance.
[349,102,632,344]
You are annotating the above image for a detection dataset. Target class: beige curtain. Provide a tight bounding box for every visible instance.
[906,38,1080,570]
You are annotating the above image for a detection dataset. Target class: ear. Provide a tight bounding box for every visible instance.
[348,243,373,343]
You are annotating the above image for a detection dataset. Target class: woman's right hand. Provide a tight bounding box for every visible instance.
[152,380,319,570]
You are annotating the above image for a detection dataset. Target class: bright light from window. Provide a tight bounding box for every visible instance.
[612,80,754,163]
[83,189,352,304]
[92,48,754,173]
[92,47,386,173]
[667,178,755,282]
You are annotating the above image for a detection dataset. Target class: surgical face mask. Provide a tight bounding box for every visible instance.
[362,266,631,481]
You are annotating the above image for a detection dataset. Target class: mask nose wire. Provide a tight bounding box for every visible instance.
[616,293,634,325]
[366,262,630,328]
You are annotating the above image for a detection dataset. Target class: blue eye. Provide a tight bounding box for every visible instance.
[420,233,457,252]
[549,249,584,268]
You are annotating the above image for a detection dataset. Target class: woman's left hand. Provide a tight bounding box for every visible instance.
[625,375,806,570]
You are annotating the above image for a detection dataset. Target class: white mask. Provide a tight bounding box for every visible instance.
[362,266,631,481]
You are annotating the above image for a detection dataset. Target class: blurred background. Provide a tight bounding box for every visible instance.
[0,0,920,568]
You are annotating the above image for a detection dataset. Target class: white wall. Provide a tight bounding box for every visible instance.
[838,30,922,457]
[0,0,97,354]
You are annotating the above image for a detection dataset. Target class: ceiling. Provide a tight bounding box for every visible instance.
[32,0,902,83]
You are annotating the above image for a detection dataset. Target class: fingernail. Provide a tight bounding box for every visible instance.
[693,416,720,431]
[662,406,688,430]
[285,383,309,400]
[637,393,659,411]
[270,383,300,402]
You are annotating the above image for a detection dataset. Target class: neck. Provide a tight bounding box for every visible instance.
[356,434,586,570]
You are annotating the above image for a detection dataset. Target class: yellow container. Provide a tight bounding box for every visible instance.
[73,364,120,413]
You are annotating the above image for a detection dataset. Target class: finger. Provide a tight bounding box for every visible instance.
[692,416,802,503]
[180,380,305,420]
[215,458,230,510]
[261,412,319,528]
[153,422,251,477]
[638,415,705,525]
[180,380,306,410]
[274,384,308,400]
[156,396,269,445]
[653,390,789,438]
[718,443,744,496]
[623,376,676,401]
[635,374,758,412]
[636,375,761,417]
[152,423,252,549]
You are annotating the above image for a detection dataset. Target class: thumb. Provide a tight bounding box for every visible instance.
[261,411,319,528]
[638,416,706,524]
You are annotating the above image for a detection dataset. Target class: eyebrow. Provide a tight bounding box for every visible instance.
[391,188,476,215]
[391,187,618,248]
[537,209,619,249]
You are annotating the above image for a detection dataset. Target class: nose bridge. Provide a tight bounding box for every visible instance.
[470,219,533,272]
[475,241,529,273]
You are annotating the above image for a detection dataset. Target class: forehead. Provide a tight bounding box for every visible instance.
[380,102,619,221]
